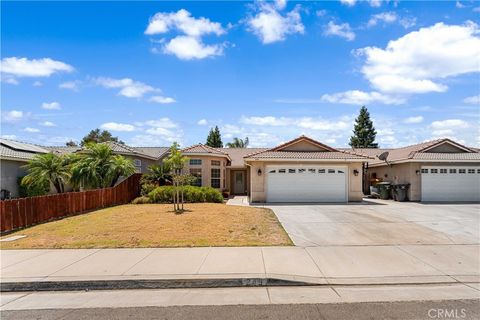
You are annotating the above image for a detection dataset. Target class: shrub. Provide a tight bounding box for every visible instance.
[17,177,49,198]
[203,187,224,203]
[148,186,175,203]
[141,182,156,196]
[131,196,152,204]
[147,186,224,203]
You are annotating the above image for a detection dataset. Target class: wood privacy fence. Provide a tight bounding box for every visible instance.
[0,174,142,233]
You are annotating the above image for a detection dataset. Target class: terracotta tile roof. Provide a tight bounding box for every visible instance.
[367,138,479,165]
[244,151,371,160]
[182,144,231,158]
[220,148,269,167]
[243,136,372,161]
[411,152,480,161]
[100,141,158,160]
[45,146,82,155]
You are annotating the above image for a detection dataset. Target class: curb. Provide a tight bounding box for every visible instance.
[0,277,317,292]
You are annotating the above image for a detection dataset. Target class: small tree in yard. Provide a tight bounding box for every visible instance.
[164,142,190,213]
[349,106,378,148]
[206,126,223,148]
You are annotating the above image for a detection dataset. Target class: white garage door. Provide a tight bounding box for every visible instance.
[266,165,347,202]
[421,166,480,202]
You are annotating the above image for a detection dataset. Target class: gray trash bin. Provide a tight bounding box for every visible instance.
[393,184,410,202]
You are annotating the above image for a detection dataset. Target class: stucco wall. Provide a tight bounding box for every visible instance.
[248,161,364,202]
[368,162,480,201]
[184,155,227,189]
[1,159,28,198]
[123,156,158,174]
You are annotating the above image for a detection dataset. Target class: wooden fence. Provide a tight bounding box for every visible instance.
[0,174,142,233]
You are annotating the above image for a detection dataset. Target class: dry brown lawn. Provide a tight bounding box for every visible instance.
[0,203,292,249]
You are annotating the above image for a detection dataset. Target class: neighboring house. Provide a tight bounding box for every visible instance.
[352,139,480,202]
[243,136,369,203]
[0,139,50,198]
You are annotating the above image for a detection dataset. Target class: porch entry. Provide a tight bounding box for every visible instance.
[233,171,245,195]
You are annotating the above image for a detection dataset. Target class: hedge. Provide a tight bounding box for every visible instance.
[142,186,224,204]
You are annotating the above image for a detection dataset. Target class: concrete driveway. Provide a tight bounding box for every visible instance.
[264,200,480,247]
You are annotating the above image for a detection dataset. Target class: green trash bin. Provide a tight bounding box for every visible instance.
[393,184,410,202]
[376,182,392,200]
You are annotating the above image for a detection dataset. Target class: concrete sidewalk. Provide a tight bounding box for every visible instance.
[1,245,479,287]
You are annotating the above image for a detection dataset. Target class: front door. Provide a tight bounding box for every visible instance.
[234,171,245,194]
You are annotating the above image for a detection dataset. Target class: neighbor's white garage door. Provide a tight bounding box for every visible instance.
[266,165,347,202]
[421,166,480,202]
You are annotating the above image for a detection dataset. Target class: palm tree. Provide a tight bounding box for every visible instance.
[22,153,71,193]
[141,163,172,186]
[108,155,136,187]
[71,143,134,189]
[226,137,249,148]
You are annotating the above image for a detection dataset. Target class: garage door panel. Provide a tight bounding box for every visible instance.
[266,166,347,203]
[421,167,480,202]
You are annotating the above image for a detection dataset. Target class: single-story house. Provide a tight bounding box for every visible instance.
[352,138,480,202]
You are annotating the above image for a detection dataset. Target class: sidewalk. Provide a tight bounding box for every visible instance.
[1,245,479,287]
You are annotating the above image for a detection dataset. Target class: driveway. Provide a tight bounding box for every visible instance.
[264,200,480,247]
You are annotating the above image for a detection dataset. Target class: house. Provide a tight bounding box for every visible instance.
[243,136,370,202]
[0,139,50,198]
[353,139,480,202]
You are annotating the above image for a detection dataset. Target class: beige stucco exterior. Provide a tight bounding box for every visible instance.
[246,160,364,202]
[367,162,480,201]
[184,155,228,190]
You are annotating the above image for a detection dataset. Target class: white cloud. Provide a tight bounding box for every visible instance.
[39,121,56,127]
[197,119,208,125]
[456,1,466,9]
[0,74,19,85]
[340,0,356,6]
[320,90,405,105]
[24,127,40,133]
[100,122,136,132]
[323,21,355,41]
[94,77,157,98]
[356,22,480,94]
[163,36,224,60]
[149,95,176,104]
[1,110,25,123]
[59,80,81,91]
[145,9,225,37]
[246,2,304,44]
[143,118,178,129]
[367,12,397,27]
[33,81,43,87]
[240,115,351,131]
[403,116,424,124]
[430,119,469,130]
[42,102,61,110]
[0,57,73,77]
[145,9,227,60]
[463,95,480,104]
[368,0,383,7]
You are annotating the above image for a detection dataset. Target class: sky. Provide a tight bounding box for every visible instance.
[1,0,479,148]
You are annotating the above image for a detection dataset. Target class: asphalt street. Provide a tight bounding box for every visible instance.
[2,300,479,320]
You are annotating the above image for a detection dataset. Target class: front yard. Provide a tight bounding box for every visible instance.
[0,203,292,249]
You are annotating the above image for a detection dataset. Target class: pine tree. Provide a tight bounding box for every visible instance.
[206,126,223,148]
[349,106,378,148]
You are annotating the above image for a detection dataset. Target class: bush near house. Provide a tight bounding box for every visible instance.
[140,186,224,204]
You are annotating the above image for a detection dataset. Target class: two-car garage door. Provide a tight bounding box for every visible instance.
[266,165,347,202]
[421,166,480,202]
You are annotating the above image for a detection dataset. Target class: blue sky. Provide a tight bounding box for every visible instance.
[1,0,479,148]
